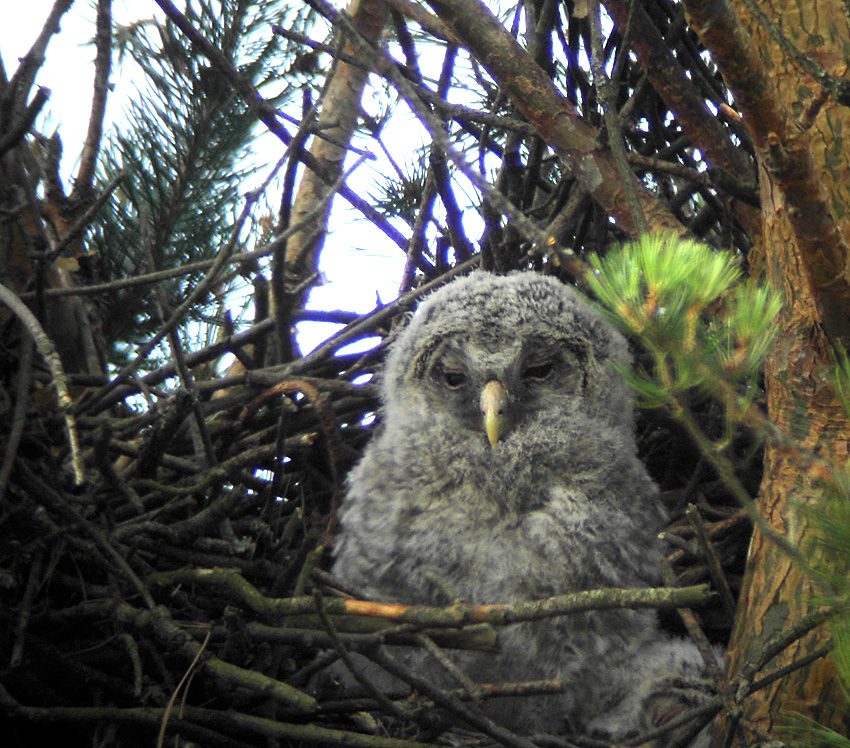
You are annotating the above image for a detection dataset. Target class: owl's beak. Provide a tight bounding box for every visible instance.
[480,380,509,447]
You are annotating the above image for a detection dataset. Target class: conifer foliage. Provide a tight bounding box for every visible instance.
[2,0,850,746]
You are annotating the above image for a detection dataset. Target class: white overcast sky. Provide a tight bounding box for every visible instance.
[3,1,414,353]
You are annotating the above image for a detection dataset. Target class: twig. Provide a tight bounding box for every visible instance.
[313,589,409,720]
[157,625,212,748]
[141,215,218,470]
[0,281,83,484]
[370,647,539,748]
[73,188,256,414]
[0,86,50,156]
[153,0,408,252]
[3,702,446,747]
[118,633,143,697]
[4,0,74,123]
[0,337,34,502]
[621,699,722,747]
[10,552,43,668]
[588,0,648,234]
[45,172,126,264]
[381,0,463,45]
[283,254,481,377]
[272,82,327,358]
[73,0,112,197]
[745,643,834,696]
[93,426,145,513]
[148,567,713,623]
[414,631,482,701]
[602,0,754,186]
[307,0,572,255]
[734,605,839,687]
[400,152,440,292]
[77,147,368,416]
[16,462,155,608]
[271,26,369,70]
[668,393,804,566]
[111,601,318,713]
[660,560,729,708]
[239,379,344,541]
[685,503,737,624]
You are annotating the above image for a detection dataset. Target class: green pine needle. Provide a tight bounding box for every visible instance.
[588,231,782,397]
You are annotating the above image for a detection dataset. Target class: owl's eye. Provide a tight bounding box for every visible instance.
[523,360,555,381]
[443,369,467,389]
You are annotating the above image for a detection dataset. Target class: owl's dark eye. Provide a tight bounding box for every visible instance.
[443,369,467,389]
[523,360,555,381]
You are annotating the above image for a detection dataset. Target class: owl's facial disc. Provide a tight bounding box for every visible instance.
[480,379,510,447]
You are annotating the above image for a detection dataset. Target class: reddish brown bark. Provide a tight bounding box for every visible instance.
[680,0,850,740]
[683,0,850,347]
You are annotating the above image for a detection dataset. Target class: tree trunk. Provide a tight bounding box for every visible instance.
[684,0,850,739]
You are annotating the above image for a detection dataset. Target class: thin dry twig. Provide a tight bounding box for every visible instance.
[157,624,213,748]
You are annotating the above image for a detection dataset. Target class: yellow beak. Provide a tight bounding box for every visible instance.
[480,380,509,447]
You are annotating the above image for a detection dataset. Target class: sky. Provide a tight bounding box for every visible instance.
[2,1,412,354]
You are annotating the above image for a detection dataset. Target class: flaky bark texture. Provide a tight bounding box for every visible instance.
[683,0,850,740]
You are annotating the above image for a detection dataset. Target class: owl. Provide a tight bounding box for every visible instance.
[331,271,715,743]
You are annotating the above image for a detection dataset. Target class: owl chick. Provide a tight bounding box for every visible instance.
[332,271,714,742]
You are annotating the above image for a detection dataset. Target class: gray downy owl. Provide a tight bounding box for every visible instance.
[331,271,715,743]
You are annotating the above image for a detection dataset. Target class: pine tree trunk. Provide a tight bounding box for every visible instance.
[706,0,850,739]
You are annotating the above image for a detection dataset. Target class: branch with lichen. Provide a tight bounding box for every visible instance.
[0,282,83,484]
[148,566,713,626]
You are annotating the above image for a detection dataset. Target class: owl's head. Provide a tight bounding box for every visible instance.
[381,271,634,450]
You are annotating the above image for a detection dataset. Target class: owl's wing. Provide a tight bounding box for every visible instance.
[586,636,720,747]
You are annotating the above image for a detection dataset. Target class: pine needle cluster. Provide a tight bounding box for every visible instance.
[588,232,782,407]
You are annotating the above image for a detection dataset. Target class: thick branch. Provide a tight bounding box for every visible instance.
[73,0,112,199]
[424,0,683,237]
[3,0,74,127]
[1,701,444,748]
[285,0,389,286]
[0,282,83,484]
[602,0,753,184]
